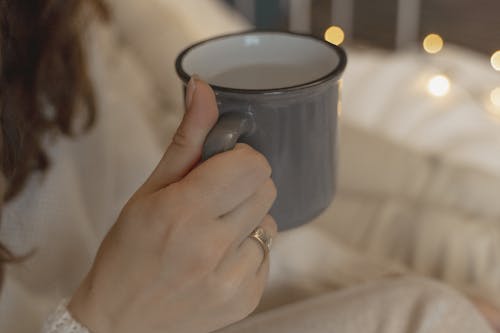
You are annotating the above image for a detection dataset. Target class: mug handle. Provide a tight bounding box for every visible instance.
[202,112,256,161]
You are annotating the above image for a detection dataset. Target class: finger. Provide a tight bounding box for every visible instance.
[211,229,272,317]
[247,250,271,306]
[140,77,219,194]
[239,216,277,274]
[225,216,277,275]
[220,178,277,242]
[178,144,272,217]
[236,251,271,316]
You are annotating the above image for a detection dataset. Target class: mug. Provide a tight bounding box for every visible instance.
[175,31,347,230]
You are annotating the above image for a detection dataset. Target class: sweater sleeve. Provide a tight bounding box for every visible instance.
[42,301,90,333]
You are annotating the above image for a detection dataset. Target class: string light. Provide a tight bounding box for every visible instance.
[427,75,450,97]
[324,26,345,45]
[423,34,444,54]
[484,87,500,119]
[491,87,500,108]
[487,106,500,118]
[491,51,500,71]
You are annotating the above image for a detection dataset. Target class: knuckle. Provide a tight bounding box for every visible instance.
[232,144,254,162]
[264,179,278,203]
[252,151,272,177]
[231,143,254,163]
[234,143,253,152]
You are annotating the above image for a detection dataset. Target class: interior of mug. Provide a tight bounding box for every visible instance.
[180,32,342,90]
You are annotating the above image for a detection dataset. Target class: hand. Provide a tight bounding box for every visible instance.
[68,78,278,333]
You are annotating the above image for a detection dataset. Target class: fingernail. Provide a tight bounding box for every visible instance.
[186,75,199,109]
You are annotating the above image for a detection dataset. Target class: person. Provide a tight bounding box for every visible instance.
[0,1,497,332]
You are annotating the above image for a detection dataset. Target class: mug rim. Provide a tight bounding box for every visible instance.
[175,30,347,95]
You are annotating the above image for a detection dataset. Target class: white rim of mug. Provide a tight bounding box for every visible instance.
[175,30,348,95]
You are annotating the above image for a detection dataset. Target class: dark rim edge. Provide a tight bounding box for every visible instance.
[175,30,348,94]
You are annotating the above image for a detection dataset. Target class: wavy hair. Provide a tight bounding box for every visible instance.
[0,0,108,288]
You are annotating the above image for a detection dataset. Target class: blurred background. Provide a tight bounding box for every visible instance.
[223,0,499,55]
[221,0,500,124]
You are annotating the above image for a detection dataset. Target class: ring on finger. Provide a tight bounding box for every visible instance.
[248,227,273,258]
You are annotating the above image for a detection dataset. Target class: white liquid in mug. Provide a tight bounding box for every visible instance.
[208,64,315,90]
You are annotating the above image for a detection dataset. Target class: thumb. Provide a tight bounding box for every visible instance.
[141,77,219,193]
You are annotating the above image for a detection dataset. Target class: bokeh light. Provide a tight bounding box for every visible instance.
[324,26,345,45]
[491,51,500,71]
[423,34,444,54]
[427,75,450,97]
[491,87,500,107]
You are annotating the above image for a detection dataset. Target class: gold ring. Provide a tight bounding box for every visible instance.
[249,227,272,257]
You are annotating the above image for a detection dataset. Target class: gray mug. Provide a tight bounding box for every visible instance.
[176,31,347,230]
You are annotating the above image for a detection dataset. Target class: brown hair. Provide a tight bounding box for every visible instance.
[0,0,108,287]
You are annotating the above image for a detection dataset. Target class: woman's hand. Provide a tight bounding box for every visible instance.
[68,78,278,333]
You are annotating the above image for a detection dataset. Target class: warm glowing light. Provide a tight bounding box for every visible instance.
[324,26,345,45]
[423,34,444,54]
[491,87,500,107]
[427,75,450,97]
[491,51,500,71]
[488,107,500,118]
[486,87,500,119]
